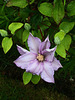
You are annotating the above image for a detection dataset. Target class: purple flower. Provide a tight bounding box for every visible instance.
[14,33,62,83]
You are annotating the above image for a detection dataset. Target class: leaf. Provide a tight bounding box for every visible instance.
[0,29,8,37]
[67,1,75,16]
[24,23,31,30]
[22,30,29,42]
[6,0,34,8]
[54,30,65,44]
[54,37,60,45]
[53,0,65,24]
[8,22,23,34]
[56,43,66,58]
[31,75,40,84]
[23,71,32,85]
[61,35,72,51]
[15,28,24,40]
[59,22,74,33]
[2,37,13,54]
[38,2,53,17]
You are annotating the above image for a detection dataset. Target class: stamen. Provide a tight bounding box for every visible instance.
[37,54,44,62]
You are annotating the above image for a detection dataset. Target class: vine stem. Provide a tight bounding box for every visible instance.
[38,26,44,41]
[41,22,56,30]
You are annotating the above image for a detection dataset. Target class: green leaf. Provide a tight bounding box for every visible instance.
[67,1,75,16]
[61,35,72,51]
[54,37,60,45]
[54,30,65,44]
[38,2,53,17]
[2,37,13,54]
[56,43,66,58]
[15,28,24,40]
[23,71,32,85]
[6,0,34,8]
[24,23,31,30]
[31,75,40,84]
[53,0,65,24]
[59,22,74,33]
[22,30,29,42]
[0,29,8,37]
[8,22,23,34]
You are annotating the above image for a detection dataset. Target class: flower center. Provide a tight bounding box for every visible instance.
[36,54,44,62]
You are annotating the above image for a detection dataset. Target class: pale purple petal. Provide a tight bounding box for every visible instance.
[45,35,51,48]
[26,60,43,75]
[52,57,63,71]
[28,33,41,54]
[41,61,54,83]
[26,59,38,73]
[43,46,57,62]
[14,52,36,69]
[39,36,50,54]
[17,45,29,55]
[33,62,43,75]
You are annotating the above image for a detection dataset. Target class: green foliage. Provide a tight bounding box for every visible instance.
[15,28,24,41]
[53,0,65,24]
[23,71,32,85]
[40,17,51,30]
[56,43,66,58]
[8,22,23,34]
[64,0,66,6]
[22,30,29,42]
[38,2,53,17]
[54,30,65,44]
[59,22,74,33]
[0,29,8,37]
[31,75,40,84]
[56,34,72,58]
[7,0,35,8]
[67,1,75,16]
[2,37,13,54]
[61,35,72,51]
[24,23,31,31]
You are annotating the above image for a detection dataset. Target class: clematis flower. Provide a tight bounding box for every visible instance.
[14,33,62,83]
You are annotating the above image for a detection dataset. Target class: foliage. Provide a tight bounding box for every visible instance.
[0,0,75,85]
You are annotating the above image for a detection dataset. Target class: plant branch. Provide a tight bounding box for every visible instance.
[38,26,44,41]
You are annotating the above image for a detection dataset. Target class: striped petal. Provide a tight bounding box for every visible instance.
[28,33,41,54]
[41,61,54,83]
[17,45,29,55]
[14,52,36,69]
[52,57,63,71]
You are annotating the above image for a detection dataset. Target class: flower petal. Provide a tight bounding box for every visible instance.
[41,61,54,83]
[33,62,43,75]
[45,35,51,48]
[14,52,36,69]
[26,60,43,75]
[17,45,29,55]
[28,33,41,54]
[43,46,57,62]
[39,36,50,54]
[52,57,63,71]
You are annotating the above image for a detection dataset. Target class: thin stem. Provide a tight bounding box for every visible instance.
[38,26,44,41]
[41,22,56,30]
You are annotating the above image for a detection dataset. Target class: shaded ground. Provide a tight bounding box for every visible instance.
[0,46,75,100]
[0,73,73,100]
